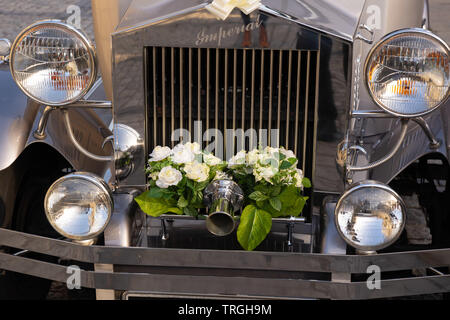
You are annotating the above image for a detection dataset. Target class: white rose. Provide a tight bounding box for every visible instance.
[184,162,210,182]
[149,146,172,162]
[228,150,247,167]
[185,142,202,154]
[156,166,182,188]
[172,144,195,164]
[203,153,222,166]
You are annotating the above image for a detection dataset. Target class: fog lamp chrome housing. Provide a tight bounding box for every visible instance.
[9,20,97,106]
[366,28,450,117]
[44,172,113,241]
[335,181,406,252]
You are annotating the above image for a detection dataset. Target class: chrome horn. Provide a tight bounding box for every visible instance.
[203,180,244,236]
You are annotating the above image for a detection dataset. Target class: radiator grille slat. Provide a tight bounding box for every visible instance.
[146,47,319,182]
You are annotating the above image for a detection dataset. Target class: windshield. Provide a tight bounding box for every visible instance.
[0,0,95,43]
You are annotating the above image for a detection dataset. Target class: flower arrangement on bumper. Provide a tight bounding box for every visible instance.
[135,142,227,218]
[227,147,311,250]
[135,144,310,251]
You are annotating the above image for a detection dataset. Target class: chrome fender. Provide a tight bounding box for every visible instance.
[0,67,114,183]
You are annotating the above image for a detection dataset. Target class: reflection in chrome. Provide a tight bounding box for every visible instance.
[365,28,450,117]
[114,124,144,181]
[204,180,244,236]
[63,109,114,162]
[10,20,97,106]
[44,172,113,240]
[335,181,406,252]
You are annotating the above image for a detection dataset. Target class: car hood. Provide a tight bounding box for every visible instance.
[114,0,365,42]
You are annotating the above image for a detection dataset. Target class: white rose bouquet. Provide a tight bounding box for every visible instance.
[228,146,311,251]
[135,143,227,217]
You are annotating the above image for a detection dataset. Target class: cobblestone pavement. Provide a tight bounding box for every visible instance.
[0,0,94,41]
[429,0,450,44]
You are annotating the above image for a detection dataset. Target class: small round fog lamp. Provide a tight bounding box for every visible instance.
[44,172,113,240]
[335,181,406,252]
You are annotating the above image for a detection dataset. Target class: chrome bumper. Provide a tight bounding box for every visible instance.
[1,227,450,299]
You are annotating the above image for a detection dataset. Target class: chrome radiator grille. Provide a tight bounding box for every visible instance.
[145,47,320,180]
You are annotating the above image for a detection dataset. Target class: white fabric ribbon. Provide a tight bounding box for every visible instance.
[206,0,261,20]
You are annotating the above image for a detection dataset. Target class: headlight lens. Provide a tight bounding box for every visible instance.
[335,181,406,252]
[366,28,449,117]
[44,173,112,240]
[10,20,96,106]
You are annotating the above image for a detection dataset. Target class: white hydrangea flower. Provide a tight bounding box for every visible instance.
[228,150,247,167]
[253,165,278,184]
[156,166,182,188]
[184,162,210,182]
[294,168,304,188]
[149,146,172,162]
[246,149,260,165]
[203,153,222,166]
[280,148,298,166]
[172,143,196,164]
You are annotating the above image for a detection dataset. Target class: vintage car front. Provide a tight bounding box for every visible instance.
[1,0,450,300]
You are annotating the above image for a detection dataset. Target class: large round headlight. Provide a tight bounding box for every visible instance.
[44,172,113,240]
[10,20,96,106]
[366,28,449,117]
[335,181,406,252]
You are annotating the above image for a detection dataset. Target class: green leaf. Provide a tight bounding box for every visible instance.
[302,177,312,188]
[270,186,282,197]
[135,191,181,217]
[195,181,210,191]
[184,206,198,217]
[255,200,266,209]
[237,205,272,251]
[269,197,282,212]
[280,160,294,170]
[177,195,189,208]
[249,191,269,202]
[279,185,299,207]
[285,196,308,217]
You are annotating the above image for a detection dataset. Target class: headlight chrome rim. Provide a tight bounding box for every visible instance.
[44,172,113,241]
[364,28,450,118]
[334,180,406,252]
[9,20,97,106]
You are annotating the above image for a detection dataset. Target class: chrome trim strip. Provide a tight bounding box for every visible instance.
[162,47,166,146]
[285,50,293,148]
[2,227,450,273]
[302,51,311,173]
[294,51,301,156]
[153,47,157,147]
[347,119,409,172]
[1,250,450,300]
[62,109,114,162]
